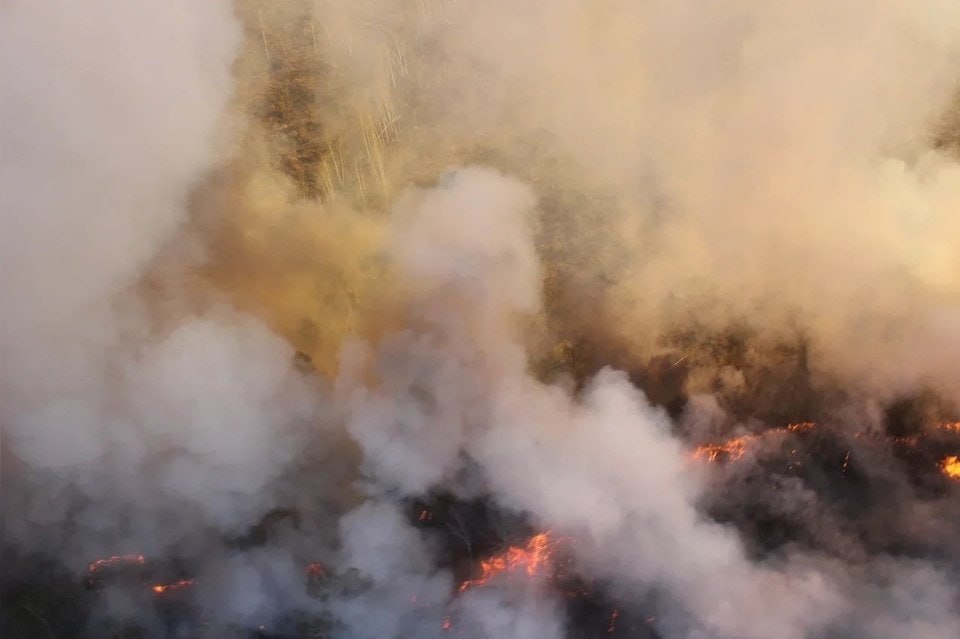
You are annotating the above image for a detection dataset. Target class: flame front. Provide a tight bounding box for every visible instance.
[691,433,756,462]
[152,579,195,594]
[82,416,960,610]
[692,422,960,479]
[691,423,816,462]
[87,554,145,574]
[941,456,960,480]
[458,532,554,593]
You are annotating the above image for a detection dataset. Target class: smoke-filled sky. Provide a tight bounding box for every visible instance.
[3,1,960,638]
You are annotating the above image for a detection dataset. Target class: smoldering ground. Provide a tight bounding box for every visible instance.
[3,1,960,638]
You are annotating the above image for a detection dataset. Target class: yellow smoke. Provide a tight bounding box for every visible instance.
[182,0,960,399]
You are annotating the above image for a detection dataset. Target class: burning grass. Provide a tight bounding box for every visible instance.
[691,420,960,482]
[458,531,556,593]
[78,416,960,617]
[690,422,816,462]
[86,554,145,574]
[151,579,195,595]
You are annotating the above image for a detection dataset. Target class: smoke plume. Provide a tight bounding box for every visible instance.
[3,1,960,638]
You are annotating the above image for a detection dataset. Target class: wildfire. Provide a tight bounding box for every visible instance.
[691,433,755,462]
[86,554,199,595]
[87,554,145,574]
[458,532,554,593]
[306,562,326,578]
[691,422,816,462]
[607,608,619,633]
[939,422,960,434]
[941,456,960,481]
[692,421,960,485]
[151,579,195,594]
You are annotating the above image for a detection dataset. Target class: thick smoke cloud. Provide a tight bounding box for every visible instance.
[0,1,334,631]
[290,0,960,402]
[0,1,315,555]
[4,1,960,638]
[338,166,960,638]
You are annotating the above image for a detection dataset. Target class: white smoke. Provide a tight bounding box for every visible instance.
[336,168,539,496]
[333,166,960,638]
[0,0,321,562]
[329,501,454,639]
[5,1,960,638]
[304,0,960,402]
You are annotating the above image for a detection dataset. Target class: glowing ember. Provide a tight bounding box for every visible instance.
[786,422,817,433]
[152,579,195,594]
[87,554,145,574]
[938,422,960,434]
[458,532,554,592]
[941,456,960,480]
[441,616,452,631]
[305,562,326,578]
[891,435,920,448]
[607,608,619,633]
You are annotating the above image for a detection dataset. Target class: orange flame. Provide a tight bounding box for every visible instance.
[941,456,960,481]
[693,421,960,483]
[691,422,816,462]
[939,422,960,434]
[87,554,145,574]
[151,579,195,594]
[458,532,554,593]
[691,433,756,462]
